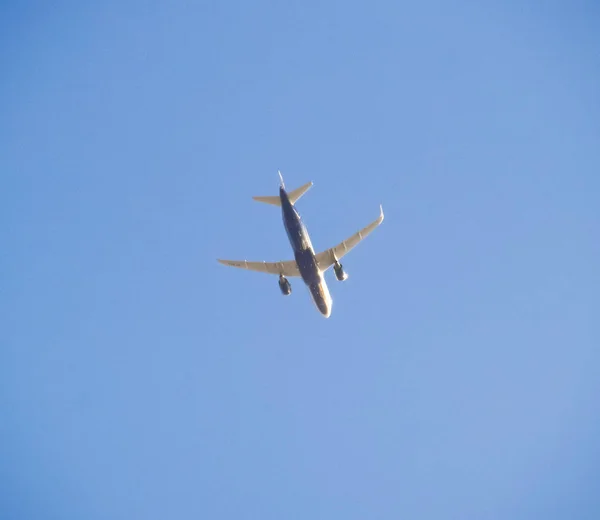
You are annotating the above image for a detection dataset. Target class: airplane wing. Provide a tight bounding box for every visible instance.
[217,258,301,277]
[315,205,384,271]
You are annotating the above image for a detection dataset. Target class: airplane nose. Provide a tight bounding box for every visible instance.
[319,301,332,318]
[310,280,332,318]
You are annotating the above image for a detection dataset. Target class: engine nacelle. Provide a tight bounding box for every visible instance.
[278,275,292,295]
[334,261,348,281]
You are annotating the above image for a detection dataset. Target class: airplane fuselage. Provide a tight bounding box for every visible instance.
[279,187,332,317]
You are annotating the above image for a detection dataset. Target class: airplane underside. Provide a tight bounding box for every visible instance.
[217,172,384,317]
[286,249,333,317]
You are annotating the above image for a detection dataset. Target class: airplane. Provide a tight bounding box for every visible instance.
[217,172,384,317]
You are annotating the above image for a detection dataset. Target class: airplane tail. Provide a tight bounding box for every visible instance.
[252,176,313,207]
[252,195,283,206]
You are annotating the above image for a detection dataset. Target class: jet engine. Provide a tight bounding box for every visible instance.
[278,275,292,295]
[333,261,348,281]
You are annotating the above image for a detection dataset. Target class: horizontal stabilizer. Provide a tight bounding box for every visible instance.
[252,195,281,206]
[252,181,313,206]
[288,181,313,204]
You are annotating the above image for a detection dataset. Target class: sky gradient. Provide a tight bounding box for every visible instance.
[2,1,599,519]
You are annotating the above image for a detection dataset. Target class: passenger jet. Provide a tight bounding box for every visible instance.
[218,172,384,317]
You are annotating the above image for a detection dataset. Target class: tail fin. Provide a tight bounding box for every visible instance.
[252,180,313,207]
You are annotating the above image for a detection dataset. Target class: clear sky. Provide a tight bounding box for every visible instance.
[2,1,599,519]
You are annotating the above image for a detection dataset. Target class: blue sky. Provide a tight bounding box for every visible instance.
[2,1,599,518]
